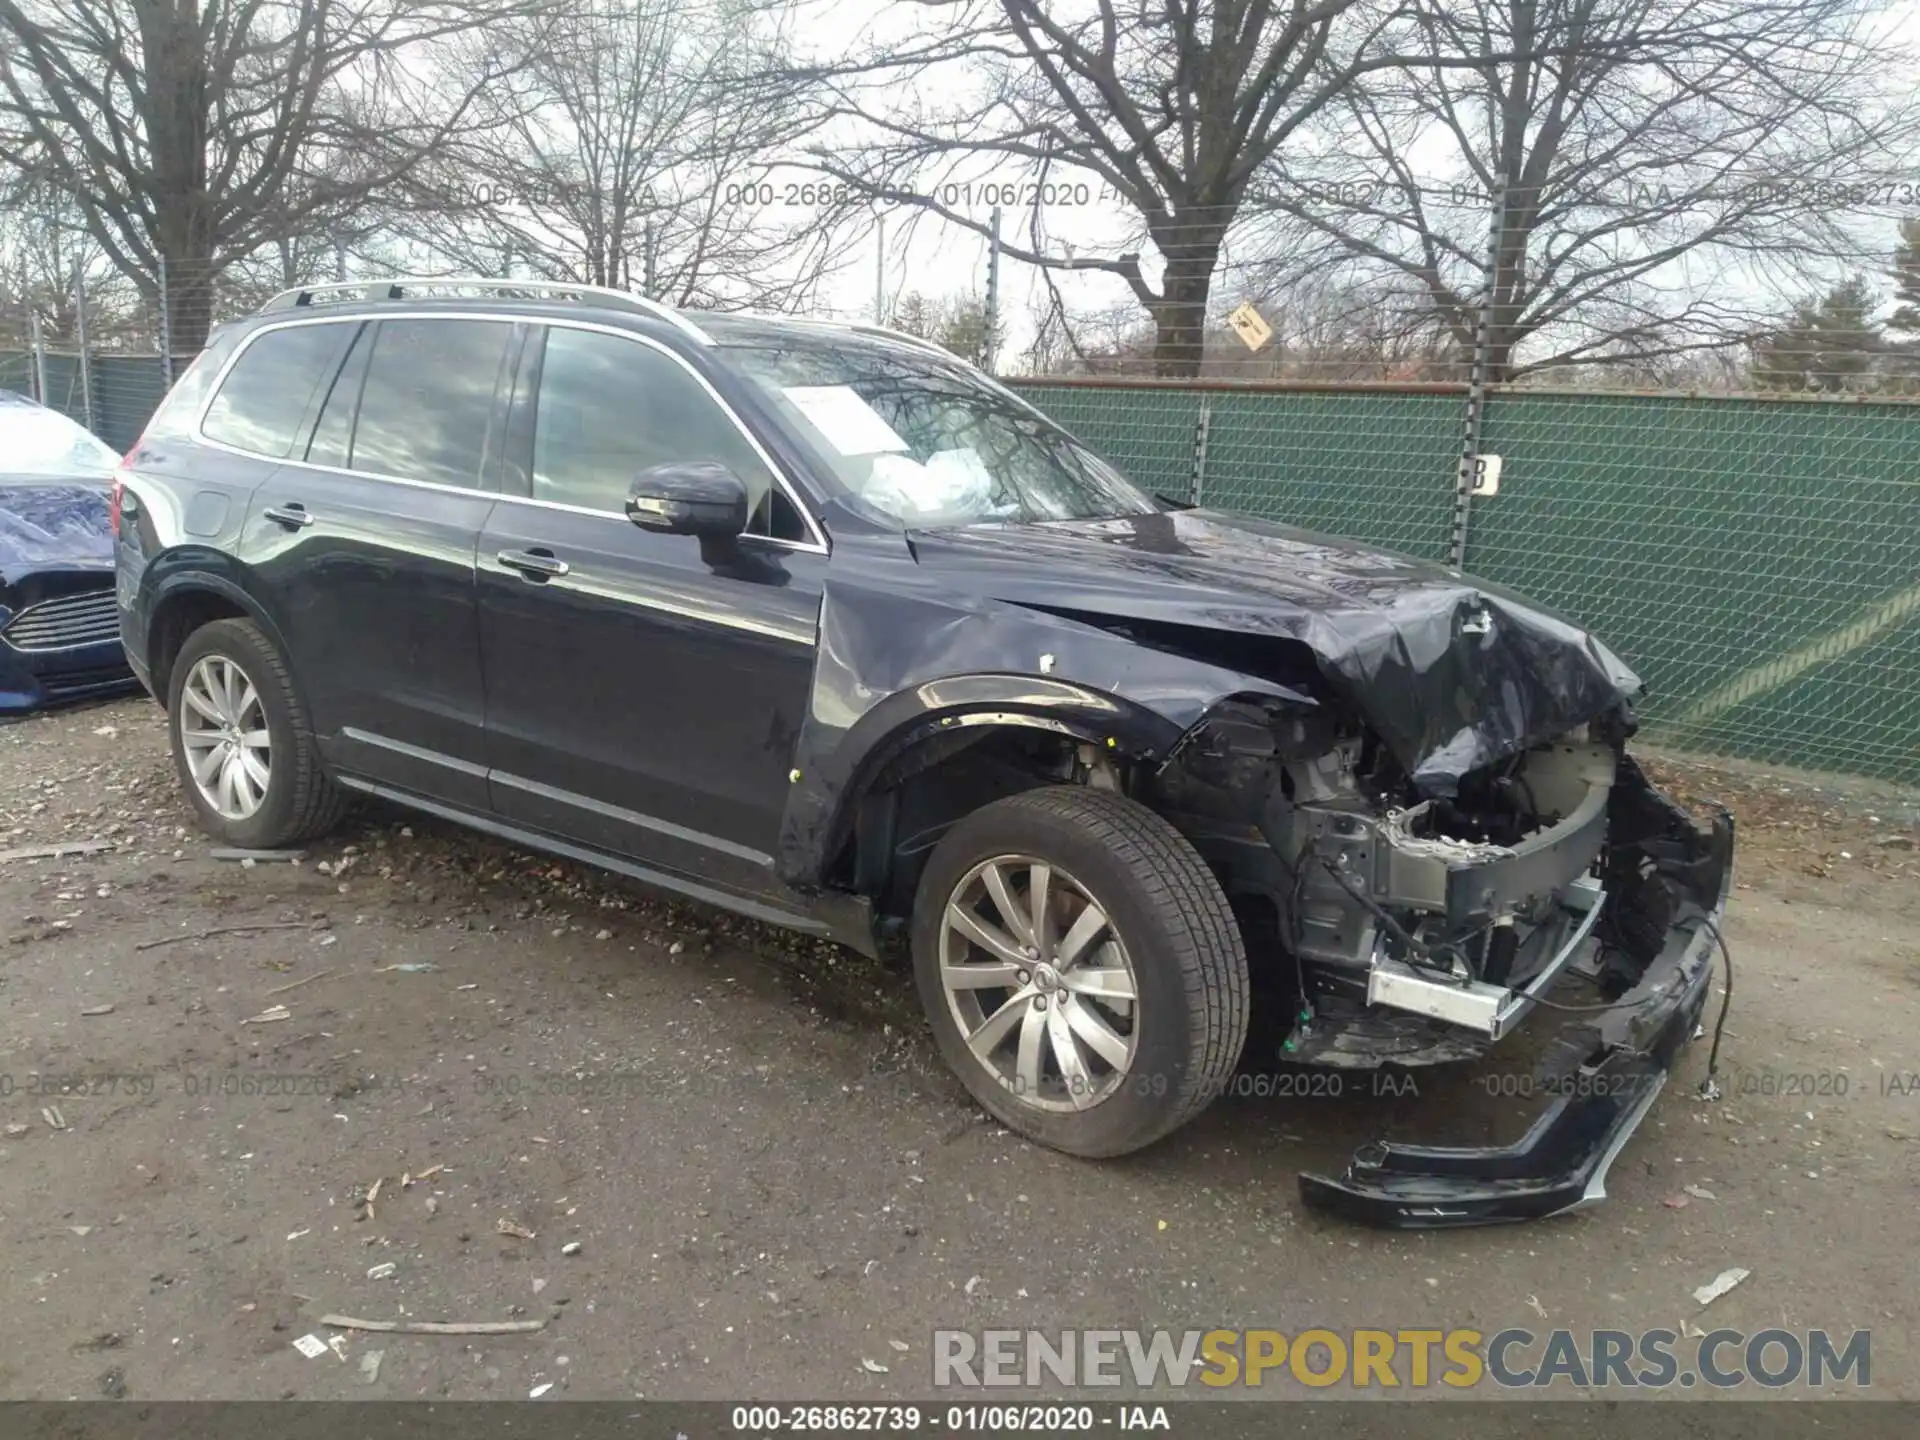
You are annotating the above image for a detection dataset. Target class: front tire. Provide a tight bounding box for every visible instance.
[167,618,348,848]
[910,786,1249,1157]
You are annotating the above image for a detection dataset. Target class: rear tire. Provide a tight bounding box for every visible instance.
[910,786,1248,1157]
[166,618,349,848]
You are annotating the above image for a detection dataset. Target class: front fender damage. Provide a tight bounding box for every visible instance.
[774,575,1314,890]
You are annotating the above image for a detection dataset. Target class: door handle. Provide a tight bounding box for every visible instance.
[497,547,570,580]
[262,503,314,530]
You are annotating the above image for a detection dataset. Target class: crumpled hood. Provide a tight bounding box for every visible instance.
[0,479,114,581]
[906,508,1641,793]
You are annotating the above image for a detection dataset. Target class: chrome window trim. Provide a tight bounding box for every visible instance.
[190,311,829,555]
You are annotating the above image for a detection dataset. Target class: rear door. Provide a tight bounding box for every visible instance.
[236,314,522,809]
[476,321,824,896]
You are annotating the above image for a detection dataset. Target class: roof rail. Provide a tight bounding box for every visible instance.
[255,277,714,346]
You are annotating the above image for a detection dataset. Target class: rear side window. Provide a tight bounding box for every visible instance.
[349,319,513,488]
[305,325,372,469]
[142,328,241,446]
[201,323,355,458]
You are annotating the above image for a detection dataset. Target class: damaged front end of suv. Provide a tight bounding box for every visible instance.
[807,513,1736,1229]
[1139,675,1734,1227]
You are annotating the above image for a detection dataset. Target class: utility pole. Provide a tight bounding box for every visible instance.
[874,214,886,323]
[984,205,1003,373]
[643,220,658,298]
[333,238,347,284]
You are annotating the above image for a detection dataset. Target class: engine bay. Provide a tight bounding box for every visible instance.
[1152,696,1708,1053]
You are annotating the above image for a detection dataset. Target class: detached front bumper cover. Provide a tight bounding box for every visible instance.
[1299,808,1734,1229]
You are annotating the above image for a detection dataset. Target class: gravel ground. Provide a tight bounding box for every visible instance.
[1,696,1916,1401]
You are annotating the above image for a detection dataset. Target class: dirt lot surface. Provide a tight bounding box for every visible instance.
[2,696,1917,1401]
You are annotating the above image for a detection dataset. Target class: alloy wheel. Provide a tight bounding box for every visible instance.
[179,654,272,821]
[938,853,1140,1112]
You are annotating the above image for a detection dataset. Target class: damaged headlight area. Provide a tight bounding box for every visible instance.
[1153,697,1734,1228]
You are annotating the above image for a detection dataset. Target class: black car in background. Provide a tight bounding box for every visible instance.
[0,389,135,711]
[113,279,1731,1227]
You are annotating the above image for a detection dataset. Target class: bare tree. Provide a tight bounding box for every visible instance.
[389,0,857,311]
[1249,0,1920,379]
[1017,294,1159,374]
[0,0,536,350]
[1201,265,1462,376]
[795,0,1480,376]
[0,174,113,342]
[889,288,1000,363]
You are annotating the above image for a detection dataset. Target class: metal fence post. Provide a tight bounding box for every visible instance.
[157,254,175,389]
[1190,396,1212,506]
[1450,181,1507,569]
[984,205,1002,374]
[28,308,49,406]
[72,261,95,434]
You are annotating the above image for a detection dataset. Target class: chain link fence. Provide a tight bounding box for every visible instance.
[0,258,356,451]
[1010,377,1920,786]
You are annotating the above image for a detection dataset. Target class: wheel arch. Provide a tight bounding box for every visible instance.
[144,569,290,708]
[779,674,1191,898]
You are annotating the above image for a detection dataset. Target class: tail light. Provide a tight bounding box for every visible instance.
[111,426,149,538]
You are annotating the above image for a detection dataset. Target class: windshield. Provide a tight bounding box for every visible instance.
[0,401,121,480]
[727,342,1155,526]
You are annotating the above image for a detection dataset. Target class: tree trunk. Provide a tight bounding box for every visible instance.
[1150,233,1224,378]
[156,234,219,355]
[144,2,217,352]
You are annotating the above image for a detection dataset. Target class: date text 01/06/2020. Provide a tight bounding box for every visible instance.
[719,180,1123,211]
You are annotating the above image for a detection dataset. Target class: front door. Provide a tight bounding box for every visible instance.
[477,321,824,898]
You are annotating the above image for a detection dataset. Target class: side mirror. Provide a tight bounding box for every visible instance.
[626,461,750,537]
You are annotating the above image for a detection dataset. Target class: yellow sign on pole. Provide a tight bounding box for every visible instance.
[1227,302,1273,352]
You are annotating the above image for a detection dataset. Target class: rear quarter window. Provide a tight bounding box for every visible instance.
[137,330,241,446]
[201,323,356,458]
[348,318,513,488]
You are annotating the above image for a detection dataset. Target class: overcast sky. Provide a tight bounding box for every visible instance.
[768,0,1920,362]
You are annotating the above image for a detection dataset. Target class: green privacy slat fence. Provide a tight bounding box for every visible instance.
[1012,379,1920,786]
[1472,392,1920,782]
[5,349,1912,783]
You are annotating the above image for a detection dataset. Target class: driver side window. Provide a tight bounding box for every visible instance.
[530,326,802,538]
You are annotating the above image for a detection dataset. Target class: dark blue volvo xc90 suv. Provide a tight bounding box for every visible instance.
[114,279,1731,1228]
